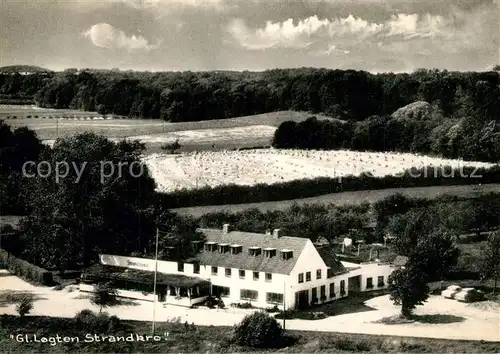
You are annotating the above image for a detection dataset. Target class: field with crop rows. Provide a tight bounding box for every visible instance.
[144,149,495,192]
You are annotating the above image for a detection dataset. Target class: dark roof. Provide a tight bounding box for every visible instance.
[189,228,309,275]
[392,255,409,267]
[315,246,347,275]
[82,264,209,288]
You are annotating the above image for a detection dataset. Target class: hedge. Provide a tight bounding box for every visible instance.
[0,249,53,285]
[158,165,500,208]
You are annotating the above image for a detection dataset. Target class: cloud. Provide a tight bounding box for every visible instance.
[82,23,162,51]
[225,12,459,52]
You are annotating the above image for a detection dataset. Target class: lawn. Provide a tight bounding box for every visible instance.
[3,110,332,140]
[1,314,499,353]
[172,183,500,217]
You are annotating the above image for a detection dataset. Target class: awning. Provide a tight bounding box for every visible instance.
[82,264,210,288]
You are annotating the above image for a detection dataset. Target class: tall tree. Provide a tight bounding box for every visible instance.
[479,231,500,294]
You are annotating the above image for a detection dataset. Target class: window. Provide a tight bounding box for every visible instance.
[193,264,200,274]
[240,289,258,301]
[177,262,184,272]
[298,273,304,283]
[265,273,272,282]
[377,276,385,287]
[340,280,346,296]
[327,268,334,278]
[316,269,322,279]
[253,272,260,280]
[311,287,317,303]
[211,266,218,275]
[219,244,229,253]
[239,269,245,278]
[366,277,373,289]
[266,292,283,304]
[231,245,242,254]
[320,285,326,298]
[306,271,311,282]
[264,249,276,258]
[329,283,335,298]
[225,268,232,277]
[248,247,261,256]
[213,285,230,297]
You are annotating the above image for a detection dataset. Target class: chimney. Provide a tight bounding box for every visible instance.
[222,223,231,234]
[265,229,271,235]
[272,228,281,239]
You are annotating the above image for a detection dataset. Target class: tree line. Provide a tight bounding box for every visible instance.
[1,68,499,123]
[272,113,500,162]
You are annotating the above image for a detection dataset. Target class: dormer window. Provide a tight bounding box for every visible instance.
[204,242,217,252]
[280,249,293,260]
[219,243,230,253]
[191,240,203,251]
[248,246,261,256]
[263,248,276,258]
[230,245,242,254]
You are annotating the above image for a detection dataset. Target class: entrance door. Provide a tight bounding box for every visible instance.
[294,290,309,310]
[348,275,361,294]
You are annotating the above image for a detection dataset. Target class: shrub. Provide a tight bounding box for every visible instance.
[217,299,225,309]
[230,302,253,309]
[234,311,283,348]
[75,309,98,329]
[15,295,33,317]
[265,305,280,313]
[204,296,217,309]
[75,309,121,332]
[90,282,118,313]
[0,249,53,285]
[161,139,181,153]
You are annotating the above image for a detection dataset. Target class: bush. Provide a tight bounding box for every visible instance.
[203,296,217,309]
[15,295,33,317]
[230,302,253,309]
[265,305,280,313]
[233,311,283,348]
[275,310,327,320]
[75,309,98,329]
[74,309,122,332]
[0,249,53,285]
[217,299,225,309]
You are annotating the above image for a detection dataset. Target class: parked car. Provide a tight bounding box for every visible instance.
[441,285,462,299]
[455,288,484,303]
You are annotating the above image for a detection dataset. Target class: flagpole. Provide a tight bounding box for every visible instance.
[152,227,159,335]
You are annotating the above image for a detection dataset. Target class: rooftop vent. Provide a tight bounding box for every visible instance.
[248,246,261,256]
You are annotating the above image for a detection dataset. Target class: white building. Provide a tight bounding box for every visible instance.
[81,224,403,309]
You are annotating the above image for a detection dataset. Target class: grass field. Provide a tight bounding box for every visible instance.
[1,314,499,353]
[3,109,337,153]
[172,183,500,217]
[3,109,333,140]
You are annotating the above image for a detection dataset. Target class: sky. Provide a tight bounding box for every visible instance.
[0,0,498,73]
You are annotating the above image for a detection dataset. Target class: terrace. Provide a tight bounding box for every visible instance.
[80,264,210,307]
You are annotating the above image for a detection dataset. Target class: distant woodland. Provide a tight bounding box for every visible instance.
[0,68,498,123]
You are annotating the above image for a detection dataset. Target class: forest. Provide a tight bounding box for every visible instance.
[1,68,499,123]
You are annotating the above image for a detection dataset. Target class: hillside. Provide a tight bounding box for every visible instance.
[0,65,52,73]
